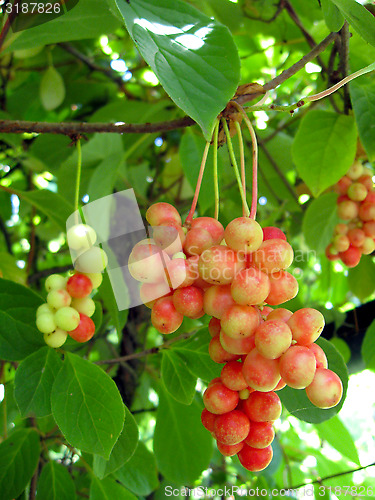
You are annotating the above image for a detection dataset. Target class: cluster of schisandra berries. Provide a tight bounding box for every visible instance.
[326,161,375,267]
[128,202,343,472]
[36,224,107,348]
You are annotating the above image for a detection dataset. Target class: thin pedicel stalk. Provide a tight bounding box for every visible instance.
[234,121,246,217]
[232,103,258,220]
[213,120,220,220]
[74,139,82,223]
[185,140,210,226]
[221,118,250,217]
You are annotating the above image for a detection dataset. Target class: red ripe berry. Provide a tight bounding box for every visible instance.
[208,317,221,337]
[221,361,248,391]
[339,246,361,268]
[214,410,250,445]
[237,444,273,471]
[68,313,95,342]
[262,226,287,241]
[217,441,244,457]
[334,176,352,195]
[203,382,239,414]
[172,286,204,318]
[66,273,93,298]
[242,391,282,422]
[209,335,239,363]
[244,421,275,449]
[201,408,217,433]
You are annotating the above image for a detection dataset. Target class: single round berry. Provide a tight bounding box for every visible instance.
[242,391,282,422]
[347,161,363,180]
[362,237,375,255]
[337,200,359,220]
[253,239,294,273]
[339,246,362,267]
[191,217,224,245]
[172,286,204,318]
[266,270,298,306]
[214,410,250,445]
[279,345,316,389]
[183,227,215,256]
[347,182,368,202]
[67,224,97,250]
[332,234,350,253]
[231,268,271,306]
[262,226,287,241]
[221,304,260,339]
[36,313,57,334]
[45,274,67,292]
[37,303,55,317]
[359,202,375,221]
[67,273,93,298]
[129,243,169,283]
[244,421,274,449]
[47,289,71,309]
[221,361,248,391]
[152,222,185,256]
[267,308,292,322]
[139,282,171,309]
[203,382,239,414]
[287,308,325,345]
[151,297,183,334]
[83,272,102,289]
[68,313,95,342]
[209,335,239,363]
[44,328,68,348]
[254,320,292,359]
[146,202,182,226]
[217,441,244,457]
[55,306,80,331]
[201,408,217,433]
[305,368,343,409]
[224,217,263,254]
[220,329,256,355]
[75,247,108,273]
[237,444,273,472]
[198,245,245,285]
[71,297,96,317]
[242,348,281,392]
[203,285,236,319]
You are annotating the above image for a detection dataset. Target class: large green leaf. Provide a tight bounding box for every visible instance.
[321,0,345,32]
[98,271,128,335]
[153,385,213,484]
[0,278,44,361]
[115,441,159,496]
[302,193,339,254]
[51,353,124,459]
[171,328,221,382]
[331,0,375,46]
[36,461,76,500]
[279,338,348,423]
[0,429,40,500]
[93,405,139,479]
[350,79,375,162]
[161,350,197,404]
[7,0,121,51]
[14,347,63,418]
[315,416,360,465]
[117,0,240,139]
[90,477,137,500]
[348,256,375,301]
[362,320,375,371]
[292,111,357,197]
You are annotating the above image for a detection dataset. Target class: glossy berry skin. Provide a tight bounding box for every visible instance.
[254,320,292,359]
[67,224,97,251]
[221,361,248,391]
[208,317,221,337]
[172,286,204,318]
[262,226,287,241]
[266,271,298,306]
[45,274,67,292]
[305,368,343,409]
[191,217,224,245]
[151,297,183,334]
[203,285,236,319]
[183,228,214,256]
[146,202,182,226]
[244,421,275,449]
[267,308,292,322]
[339,246,361,267]
[237,444,273,472]
[203,382,239,414]
[279,345,316,389]
[287,308,325,346]
[252,239,294,274]
[68,313,95,342]
[337,200,359,220]
[307,343,328,369]
[224,217,263,254]
[36,313,56,334]
[139,282,171,308]
[201,408,217,433]
[221,304,260,339]
[71,297,96,317]
[54,306,80,331]
[47,289,71,309]
[217,441,244,456]
[129,243,169,284]
[83,272,102,289]
[198,246,245,285]
[220,329,256,356]
[43,328,68,348]
[152,222,185,256]
[231,268,271,306]
[242,391,282,422]
[165,258,195,289]
[242,348,281,392]
[209,335,239,363]
[75,247,108,273]
[37,304,55,317]
[214,410,250,445]
[67,273,93,298]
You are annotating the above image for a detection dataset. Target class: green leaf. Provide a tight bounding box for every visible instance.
[7,0,121,51]
[350,79,375,162]
[93,405,139,479]
[98,271,128,334]
[0,278,44,361]
[14,347,63,418]
[153,385,213,484]
[279,338,348,423]
[329,337,351,364]
[118,0,240,139]
[36,461,76,500]
[40,66,65,111]
[161,350,197,404]
[115,441,159,496]
[362,320,375,371]
[321,0,345,32]
[0,429,40,500]
[172,328,221,382]
[90,477,137,500]
[51,352,124,459]
[302,193,339,254]
[292,111,357,196]
[331,0,375,46]
[315,415,360,465]
[0,251,26,284]
[13,189,74,231]
[348,256,375,301]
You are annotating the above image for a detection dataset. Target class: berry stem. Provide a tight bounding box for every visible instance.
[213,119,220,220]
[232,103,258,220]
[74,139,82,217]
[185,139,210,225]
[222,118,250,217]
[234,120,246,217]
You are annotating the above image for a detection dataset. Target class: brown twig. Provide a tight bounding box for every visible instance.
[95,330,195,365]
[0,33,338,136]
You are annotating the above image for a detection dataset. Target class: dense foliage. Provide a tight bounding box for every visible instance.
[0,0,375,498]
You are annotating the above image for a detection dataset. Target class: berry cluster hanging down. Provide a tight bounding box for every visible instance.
[326,161,375,267]
[128,202,343,472]
[35,224,107,348]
